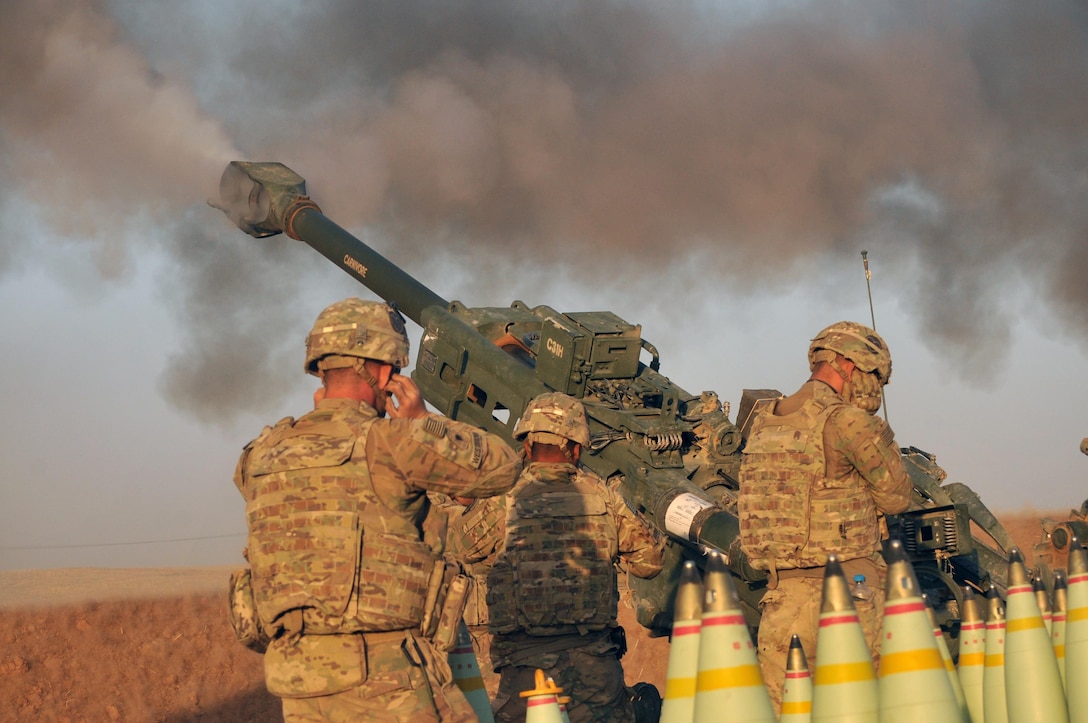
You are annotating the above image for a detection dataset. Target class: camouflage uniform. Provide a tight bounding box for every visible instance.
[487,461,665,723]
[231,298,522,722]
[739,376,911,712]
[439,493,506,699]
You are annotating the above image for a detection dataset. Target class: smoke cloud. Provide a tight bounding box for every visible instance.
[3,0,1086,422]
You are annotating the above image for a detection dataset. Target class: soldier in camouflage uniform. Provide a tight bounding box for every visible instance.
[230,298,522,722]
[737,321,912,714]
[486,393,666,723]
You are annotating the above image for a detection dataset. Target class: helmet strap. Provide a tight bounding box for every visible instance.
[828,358,851,383]
[352,359,388,416]
[812,349,850,383]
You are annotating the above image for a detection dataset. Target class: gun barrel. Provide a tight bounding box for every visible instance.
[213,160,447,325]
[290,208,447,325]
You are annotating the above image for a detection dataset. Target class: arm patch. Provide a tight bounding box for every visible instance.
[877,420,896,447]
[423,417,446,438]
[470,431,484,469]
[408,417,486,471]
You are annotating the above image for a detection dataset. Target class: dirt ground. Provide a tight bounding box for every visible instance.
[0,511,1067,722]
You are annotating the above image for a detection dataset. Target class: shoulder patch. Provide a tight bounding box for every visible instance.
[423,416,446,438]
[878,420,896,447]
[469,431,484,469]
[408,419,486,470]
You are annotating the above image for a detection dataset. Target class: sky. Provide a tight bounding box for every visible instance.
[1,0,1086,571]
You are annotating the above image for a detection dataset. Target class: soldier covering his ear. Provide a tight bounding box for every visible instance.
[230,298,522,722]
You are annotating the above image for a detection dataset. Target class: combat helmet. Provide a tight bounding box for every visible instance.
[305,298,410,376]
[513,392,591,447]
[808,321,892,384]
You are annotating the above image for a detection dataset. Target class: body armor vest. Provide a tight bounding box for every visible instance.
[242,408,438,634]
[487,464,618,636]
[738,394,881,570]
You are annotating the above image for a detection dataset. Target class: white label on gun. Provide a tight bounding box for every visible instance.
[664,493,715,539]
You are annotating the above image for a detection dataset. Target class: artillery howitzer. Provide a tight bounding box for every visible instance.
[213,161,1017,642]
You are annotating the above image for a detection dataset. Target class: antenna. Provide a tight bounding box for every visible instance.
[861,250,878,330]
[860,250,888,421]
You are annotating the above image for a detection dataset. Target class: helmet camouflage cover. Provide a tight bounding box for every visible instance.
[305,298,410,375]
[808,320,892,384]
[513,392,591,447]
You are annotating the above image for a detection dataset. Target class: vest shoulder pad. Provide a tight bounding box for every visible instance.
[247,416,357,476]
[515,485,607,518]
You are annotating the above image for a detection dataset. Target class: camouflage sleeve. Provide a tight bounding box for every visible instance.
[366,413,522,499]
[609,488,666,579]
[445,495,507,565]
[422,492,452,555]
[827,406,912,514]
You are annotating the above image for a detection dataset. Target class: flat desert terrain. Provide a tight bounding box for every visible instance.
[0,511,1068,722]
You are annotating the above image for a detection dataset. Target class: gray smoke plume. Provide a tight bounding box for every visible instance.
[2,0,1086,422]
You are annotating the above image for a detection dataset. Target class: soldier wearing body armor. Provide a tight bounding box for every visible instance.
[737,321,912,714]
[487,393,666,723]
[229,298,522,722]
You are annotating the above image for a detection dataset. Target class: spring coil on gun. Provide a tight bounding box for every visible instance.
[589,430,684,452]
[643,432,684,451]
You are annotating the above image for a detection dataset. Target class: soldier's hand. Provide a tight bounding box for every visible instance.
[385,373,427,419]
